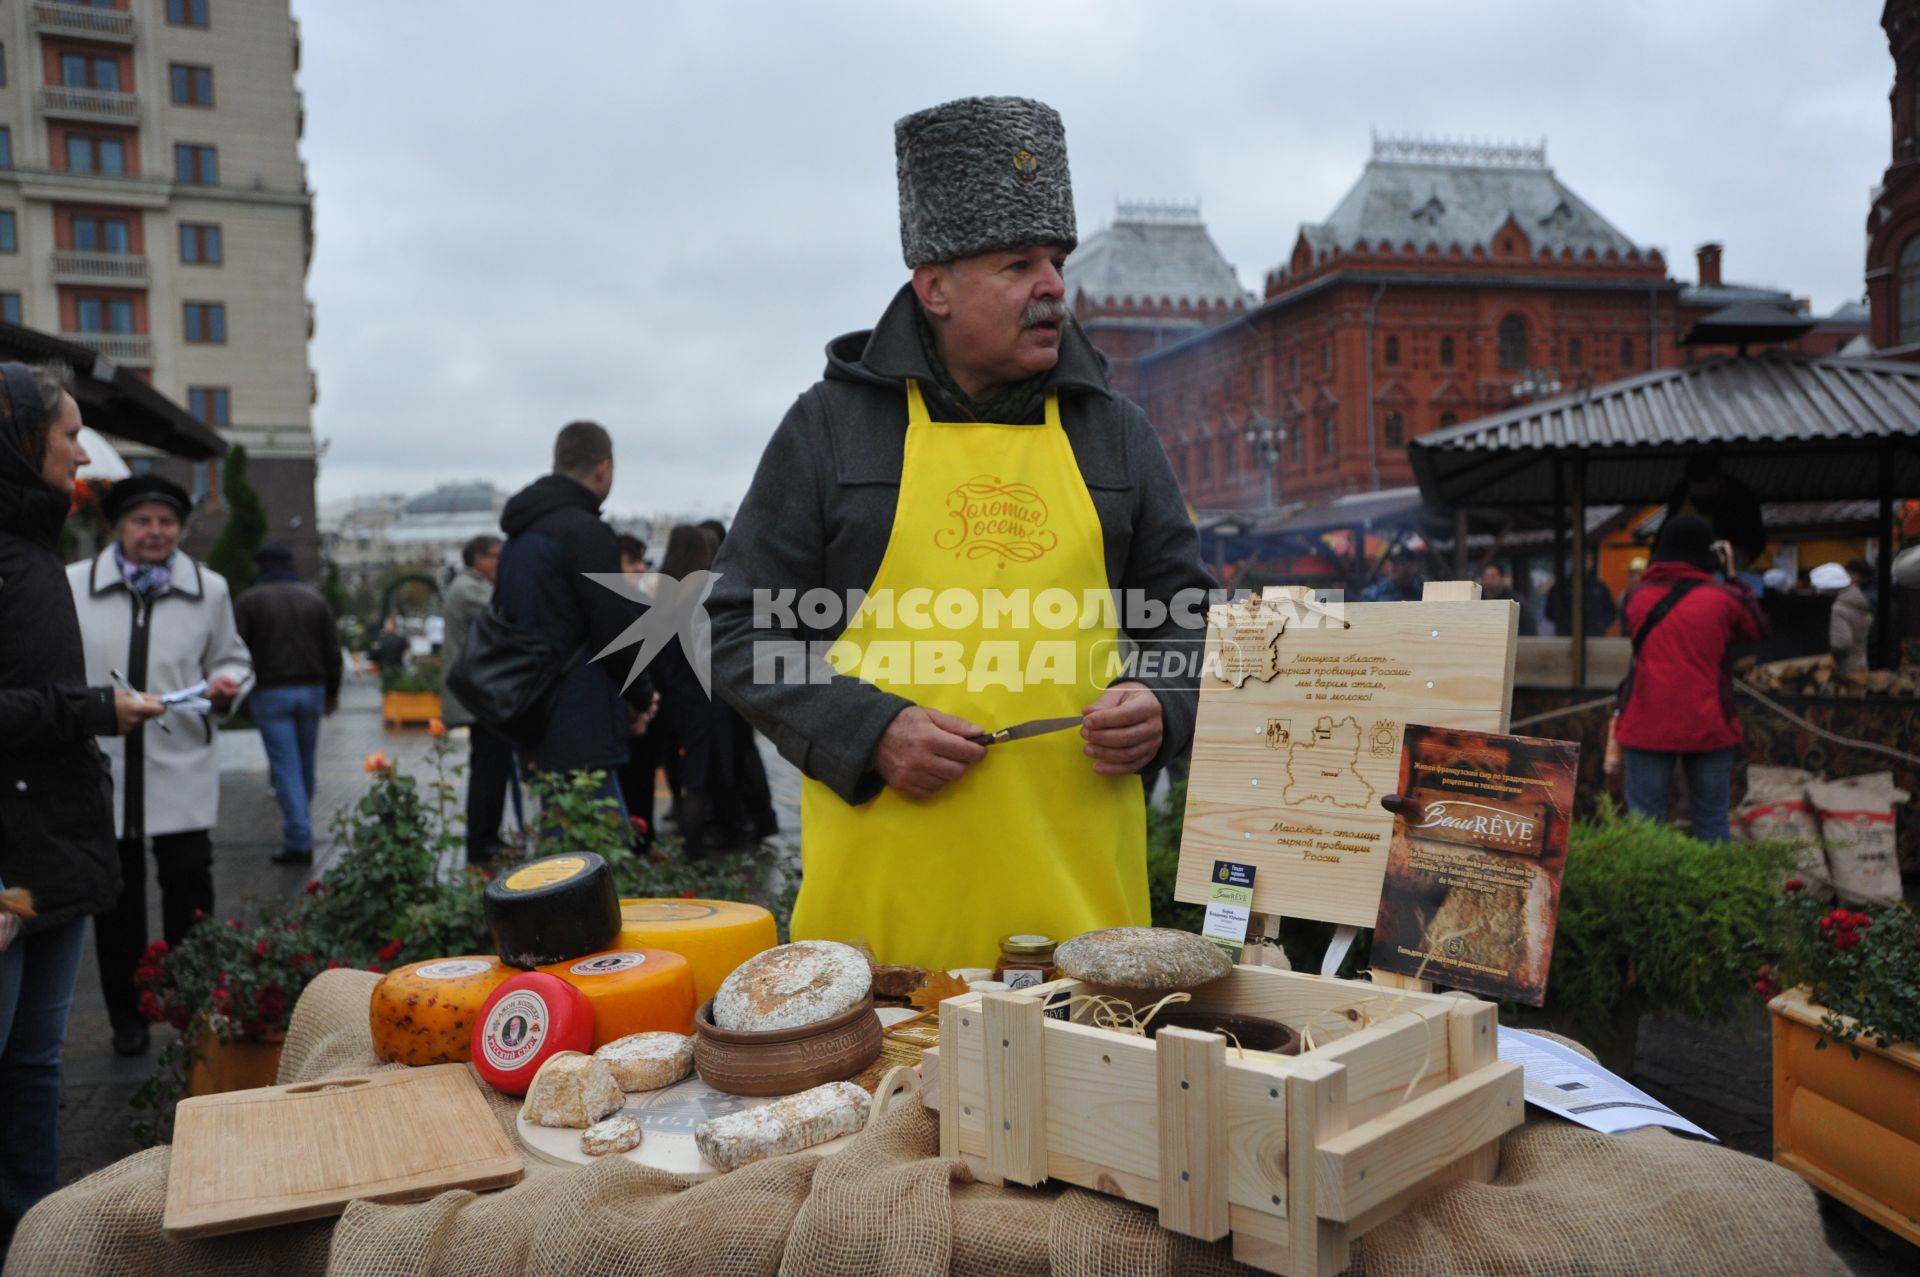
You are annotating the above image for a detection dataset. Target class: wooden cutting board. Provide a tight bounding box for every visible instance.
[164,1065,523,1239]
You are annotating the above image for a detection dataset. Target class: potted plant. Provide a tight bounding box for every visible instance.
[1763,885,1920,1247]
[379,657,443,726]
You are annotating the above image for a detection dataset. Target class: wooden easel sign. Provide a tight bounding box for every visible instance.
[1176,582,1520,942]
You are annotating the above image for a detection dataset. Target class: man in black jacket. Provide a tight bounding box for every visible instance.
[494,422,650,815]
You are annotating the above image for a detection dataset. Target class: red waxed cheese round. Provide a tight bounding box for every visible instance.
[470,971,593,1096]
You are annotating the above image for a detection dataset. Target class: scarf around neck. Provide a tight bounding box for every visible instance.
[912,305,1051,425]
[113,542,172,600]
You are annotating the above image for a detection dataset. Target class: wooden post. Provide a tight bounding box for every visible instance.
[1878,443,1898,670]
[1570,451,1588,690]
[1155,1027,1230,1241]
[981,992,1047,1185]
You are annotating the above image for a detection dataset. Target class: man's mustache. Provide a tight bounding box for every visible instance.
[1021,299,1069,328]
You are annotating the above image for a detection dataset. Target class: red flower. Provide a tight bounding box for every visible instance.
[254,939,271,961]
[292,953,316,967]
[680,889,695,899]
[1852,913,1873,930]
[324,960,345,970]
[137,991,168,1023]
[209,984,234,1011]
[304,880,324,895]
[254,984,288,1024]
[366,962,385,974]
[630,815,650,835]
[227,917,244,930]
[141,939,170,961]
[1782,878,1806,893]
[376,939,404,963]
[1835,930,1863,951]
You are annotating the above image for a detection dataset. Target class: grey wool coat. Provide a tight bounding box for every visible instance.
[708,284,1217,806]
[438,566,491,728]
[68,548,254,839]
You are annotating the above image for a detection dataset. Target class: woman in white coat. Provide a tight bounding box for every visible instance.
[66,474,252,1055]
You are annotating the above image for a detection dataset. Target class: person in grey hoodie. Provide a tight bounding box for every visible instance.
[1823,559,1874,675]
[707,97,1215,969]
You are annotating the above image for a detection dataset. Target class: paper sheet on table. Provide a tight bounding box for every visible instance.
[1498,1026,1716,1140]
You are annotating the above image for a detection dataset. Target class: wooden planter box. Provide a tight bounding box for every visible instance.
[932,965,1523,1276]
[1769,986,1920,1247]
[380,690,441,726]
[185,1027,286,1098]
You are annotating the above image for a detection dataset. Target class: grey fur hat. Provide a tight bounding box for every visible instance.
[895,96,1077,268]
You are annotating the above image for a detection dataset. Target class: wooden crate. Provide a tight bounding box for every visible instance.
[934,964,1523,1276]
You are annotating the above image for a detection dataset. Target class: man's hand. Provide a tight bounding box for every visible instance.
[208,674,240,711]
[113,688,165,734]
[1081,682,1162,776]
[873,707,988,800]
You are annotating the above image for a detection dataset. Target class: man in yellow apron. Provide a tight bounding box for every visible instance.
[708,97,1216,970]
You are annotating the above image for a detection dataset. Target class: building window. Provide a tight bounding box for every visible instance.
[1289,425,1303,464]
[1439,335,1455,366]
[1497,315,1527,369]
[174,144,218,185]
[61,54,120,91]
[1322,341,1332,374]
[1199,443,1213,484]
[66,135,127,176]
[73,215,132,253]
[1383,412,1404,449]
[1567,336,1583,368]
[76,297,136,333]
[1321,416,1338,459]
[169,63,214,107]
[1289,351,1299,385]
[1901,237,1920,344]
[0,293,19,325]
[167,0,211,28]
[188,386,230,426]
[1384,335,1400,366]
[1620,336,1635,368]
[183,301,226,342]
[0,127,10,169]
[180,222,223,264]
[193,459,223,508]
[1439,411,1458,428]
[0,211,14,254]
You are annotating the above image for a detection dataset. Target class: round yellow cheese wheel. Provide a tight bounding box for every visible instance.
[537,948,698,1048]
[369,956,514,1066]
[615,898,778,1005]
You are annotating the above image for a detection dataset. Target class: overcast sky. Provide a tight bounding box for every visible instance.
[296,0,1889,520]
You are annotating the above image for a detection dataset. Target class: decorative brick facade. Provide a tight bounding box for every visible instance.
[1867,0,1920,356]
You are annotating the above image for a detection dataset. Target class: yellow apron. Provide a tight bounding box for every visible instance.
[792,380,1149,970]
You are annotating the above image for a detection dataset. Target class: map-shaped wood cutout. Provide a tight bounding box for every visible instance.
[1177,583,1520,927]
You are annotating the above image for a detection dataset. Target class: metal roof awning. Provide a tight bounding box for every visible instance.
[1271,485,1433,536]
[0,321,226,460]
[1679,300,1817,349]
[1635,499,1884,542]
[1408,351,1920,509]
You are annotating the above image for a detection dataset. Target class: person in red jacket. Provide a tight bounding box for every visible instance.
[1614,514,1768,843]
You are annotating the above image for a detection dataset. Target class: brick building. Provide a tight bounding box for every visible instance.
[1129,136,1702,511]
[0,0,319,570]
[1868,0,1920,357]
[1063,200,1252,400]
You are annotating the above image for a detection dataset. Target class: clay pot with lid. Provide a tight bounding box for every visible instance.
[692,995,883,1096]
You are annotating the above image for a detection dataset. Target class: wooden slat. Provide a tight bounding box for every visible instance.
[1419,580,1482,602]
[1446,998,1497,1078]
[1036,1019,1161,1200]
[982,992,1047,1184]
[1284,1059,1348,1277]
[1156,1027,1230,1241]
[1314,1062,1523,1220]
[1368,969,1433,994]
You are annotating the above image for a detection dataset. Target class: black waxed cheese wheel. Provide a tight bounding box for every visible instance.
[485,852,620,969]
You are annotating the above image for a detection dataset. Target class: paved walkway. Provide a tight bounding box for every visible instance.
[48,672,1915,1272]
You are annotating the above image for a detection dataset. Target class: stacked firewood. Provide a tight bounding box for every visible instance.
[1735,654,1920,698]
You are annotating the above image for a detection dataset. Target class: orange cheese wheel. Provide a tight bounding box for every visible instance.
[369,956,515,1066]
[537,948,697,1048]
[615,898,779,1005]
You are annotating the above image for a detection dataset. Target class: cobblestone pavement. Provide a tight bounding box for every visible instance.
[49,672,1917,1272]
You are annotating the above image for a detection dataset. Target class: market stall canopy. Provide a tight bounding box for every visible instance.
[1408,351,1920,509]
[1271,485,1431,536]
[0,320,226,461]
[1678,300,1817,350]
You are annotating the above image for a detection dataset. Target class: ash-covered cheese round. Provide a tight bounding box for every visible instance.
[593,1031,694,1092]
[581,1113,643,1157]
[1054,927,1233,992]
[484,853,620,970]
[521,1051,625,1129]
[711,941,872,1032]
[369,956,513,1067]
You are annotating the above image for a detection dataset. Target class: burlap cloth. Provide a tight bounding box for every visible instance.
[7,971,1846,1276]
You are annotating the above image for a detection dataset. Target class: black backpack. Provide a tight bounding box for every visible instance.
[445,605,587,748]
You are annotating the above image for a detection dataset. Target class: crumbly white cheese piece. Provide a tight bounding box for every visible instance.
[594,1031,695,1092]
[580,1112,643,1156]
[521,1051,625,1129]
[694,1081,872,1172]
[712,941,872,1032]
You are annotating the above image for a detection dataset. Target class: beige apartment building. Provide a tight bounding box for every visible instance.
[0,0,317,569]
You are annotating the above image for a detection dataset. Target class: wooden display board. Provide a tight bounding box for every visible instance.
[1177,583,1519,928]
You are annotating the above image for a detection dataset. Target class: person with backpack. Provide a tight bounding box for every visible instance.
[1613,513,1767,843]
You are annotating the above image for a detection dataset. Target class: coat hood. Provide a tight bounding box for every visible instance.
[0,362,65,547]
[501,473,601,536]
[822,282,1114,400]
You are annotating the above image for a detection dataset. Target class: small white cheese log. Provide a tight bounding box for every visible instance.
[522,1051,625,1129]
[594,1031,694,1092]
[694,1081,872,1172]
[581,1113,643,1156]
